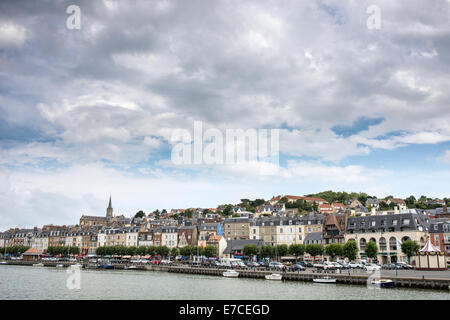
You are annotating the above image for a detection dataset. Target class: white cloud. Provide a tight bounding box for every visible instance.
[0,22,27,48]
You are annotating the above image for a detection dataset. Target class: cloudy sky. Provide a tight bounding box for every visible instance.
[1,0,450,230]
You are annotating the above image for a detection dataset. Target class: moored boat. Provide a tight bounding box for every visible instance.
[265,273,283,281]
[371,279,395,288]
[99,264,114,269]
[33,263,44,267]
[313,276,336,283]
[125,265,137,270]
[56,264,64,268]
[223,269,239,278]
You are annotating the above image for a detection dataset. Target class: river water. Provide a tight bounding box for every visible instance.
[0,265,449,300]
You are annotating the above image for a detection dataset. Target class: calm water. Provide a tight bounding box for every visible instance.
[0,265,449,300]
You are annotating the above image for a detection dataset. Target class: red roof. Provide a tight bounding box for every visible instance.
[23,248,42,255]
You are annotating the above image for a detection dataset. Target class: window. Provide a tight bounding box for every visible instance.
[402,219,410,225]
[280,228,283,233]
[371,221,376,227]
[392,220,398,226]
[298,235,302,240]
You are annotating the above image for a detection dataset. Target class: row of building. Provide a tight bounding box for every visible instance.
[1,196,449,264]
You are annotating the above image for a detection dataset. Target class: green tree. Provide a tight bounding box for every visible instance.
[343,240,358,261]
[275,244,288,259]
[203,245,217,258]
[324,243,344,261]
[401,240,420,263]
[305,244,323,261]
[259,245,274,258]
[222,205,233,217]
[288,244,306,261]
[365,241,378,261]
[170,247,179,257]
[179,246,191,257]
[243,244,259,256]
[134,210,145,218]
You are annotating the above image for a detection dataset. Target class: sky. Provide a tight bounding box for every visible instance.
[1,0,450,230]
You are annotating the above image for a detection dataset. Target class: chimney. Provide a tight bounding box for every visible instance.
[371,207,376,215]
[394,206,399,214]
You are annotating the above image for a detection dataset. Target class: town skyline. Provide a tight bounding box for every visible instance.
[1,191,448,231]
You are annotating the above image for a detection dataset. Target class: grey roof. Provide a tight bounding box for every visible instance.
[346,213,430,233]
[224,217,249,223]
[304,232,322,243]
[223,239,264,254]
[429,221,450,233]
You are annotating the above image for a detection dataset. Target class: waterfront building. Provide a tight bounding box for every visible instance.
[48,227,68,248]
[223,217,250,241]
[259,217,279,246]
[161,226,178,248]
[223,239,264,258]
[323,214,348,245]
[103,227,127,247]
[137,227,155,247]
[429,220,450,256]
[125,227,140,247]
[345,212,430,263]
[276,217,302,245]
[206,235,227,258]
[177,225,197,247]
[198,222,220,247]
[302,213,323,236]
[34,230,49,252]
[22,248,42,261]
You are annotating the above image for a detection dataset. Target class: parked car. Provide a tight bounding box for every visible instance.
[247,261,260,268]
[396,262,413,269]
[338,262,350,269]
[291,263,306,271]
[160,259,171,265]
[364,263,381,271]
[348,262,360,269]
[331,262,344,269]
[323,261,337,270]
[269,262,286,270]
[305,262,314,268]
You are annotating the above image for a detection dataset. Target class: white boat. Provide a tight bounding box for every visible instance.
[313,276,337,283]
[265,273,283,280]
[56,264,64,268]
[125,265,137,270]
[33,263,44,267]
[223,269,239,278]
[0,261,7,264]
[370,279,395,288]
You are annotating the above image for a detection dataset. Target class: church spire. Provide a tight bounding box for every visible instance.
[107,195,113,218]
